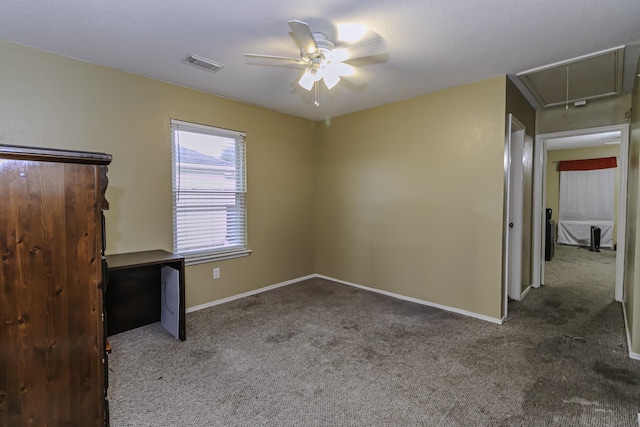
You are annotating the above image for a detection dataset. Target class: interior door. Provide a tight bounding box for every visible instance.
[503,114,526,317]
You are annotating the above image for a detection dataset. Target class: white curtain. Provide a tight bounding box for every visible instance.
[558,168,614,248]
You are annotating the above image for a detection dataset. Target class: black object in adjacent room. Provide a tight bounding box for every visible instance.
[545,208,556,261]
[590,226,601,252]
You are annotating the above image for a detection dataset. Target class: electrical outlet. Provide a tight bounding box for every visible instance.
[213,267,220,279]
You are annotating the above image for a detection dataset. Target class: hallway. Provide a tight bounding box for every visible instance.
[543,243,617,328]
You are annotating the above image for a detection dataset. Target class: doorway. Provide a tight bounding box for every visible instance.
[532,124,629,301]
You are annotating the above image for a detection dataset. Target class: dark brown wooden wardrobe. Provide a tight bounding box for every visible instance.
[0,145,112,426]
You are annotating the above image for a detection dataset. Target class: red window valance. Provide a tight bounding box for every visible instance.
[558,156,617,171]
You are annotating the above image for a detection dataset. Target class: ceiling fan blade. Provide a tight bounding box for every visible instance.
[340,37,388,61]
[244,53,305,63]
[288,20,317,55]
[340,72,368,86]
[328,62,356,77]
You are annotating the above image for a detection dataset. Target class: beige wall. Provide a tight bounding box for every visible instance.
[537,95,631,135]
[314,76,507,320]
[625,58,640,355]
[0,40,317,308]
[545,146,620,246]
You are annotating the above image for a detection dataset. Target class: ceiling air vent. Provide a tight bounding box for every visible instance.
[184,54,224,73]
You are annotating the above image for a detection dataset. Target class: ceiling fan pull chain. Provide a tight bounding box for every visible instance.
[314,81,320,107]
[565,66,570,110]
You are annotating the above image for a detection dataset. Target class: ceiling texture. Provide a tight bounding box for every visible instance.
[1,0,640,121]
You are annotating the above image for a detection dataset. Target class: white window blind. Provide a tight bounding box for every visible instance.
[171,120,249,265]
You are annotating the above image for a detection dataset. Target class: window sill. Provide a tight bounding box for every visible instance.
[184,249,252,266]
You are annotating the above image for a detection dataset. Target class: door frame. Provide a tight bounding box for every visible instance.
[503,114,526,319]
[532,124,629,301]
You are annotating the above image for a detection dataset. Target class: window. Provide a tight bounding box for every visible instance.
[171,119,249,265]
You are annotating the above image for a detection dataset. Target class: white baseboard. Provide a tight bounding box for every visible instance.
[184,273,548,326]
[622,303,640,361]
[185,274,316,313]
[315,274,503,325]
[520,285,532,300]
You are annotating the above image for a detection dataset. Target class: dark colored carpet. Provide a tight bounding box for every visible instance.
[108,245,640,426]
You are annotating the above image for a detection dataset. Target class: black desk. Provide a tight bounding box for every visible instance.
[105,250,186,340]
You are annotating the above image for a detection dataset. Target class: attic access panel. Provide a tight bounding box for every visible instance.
[517,47,624,107]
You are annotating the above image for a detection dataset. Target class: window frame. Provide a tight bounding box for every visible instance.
[171,119,250,265]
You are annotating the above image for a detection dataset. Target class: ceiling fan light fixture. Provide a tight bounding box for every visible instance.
[323,72,341,90]
[312,60,324,80]
[298,69,316,90]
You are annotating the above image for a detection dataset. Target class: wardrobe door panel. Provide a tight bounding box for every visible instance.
[0,160,105,426]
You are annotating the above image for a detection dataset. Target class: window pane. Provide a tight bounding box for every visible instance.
[171,120,246,262]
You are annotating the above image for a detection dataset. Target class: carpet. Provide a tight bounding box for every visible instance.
[108,244,640,426]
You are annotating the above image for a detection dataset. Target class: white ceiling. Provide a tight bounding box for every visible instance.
[546,131,621,151]
[1,0,640,121]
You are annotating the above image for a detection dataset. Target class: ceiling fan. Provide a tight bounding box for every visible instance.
[245,20,387,95]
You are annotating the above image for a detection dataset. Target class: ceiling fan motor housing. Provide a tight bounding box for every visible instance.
[312,32,335,55]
